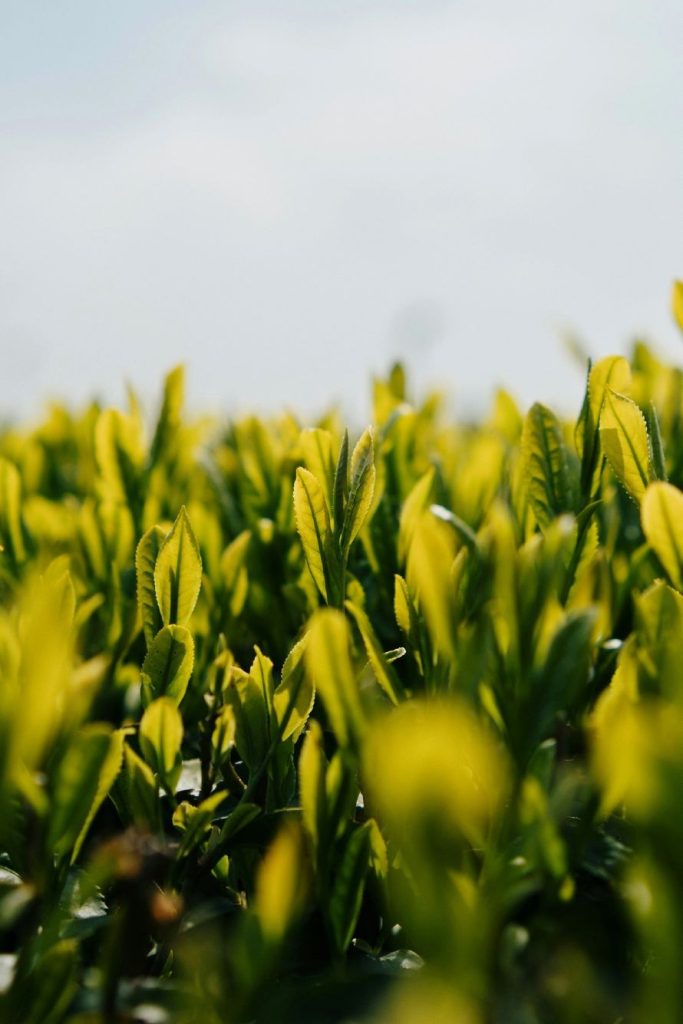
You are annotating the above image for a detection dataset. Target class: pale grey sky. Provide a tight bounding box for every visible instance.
[1,1,682,424]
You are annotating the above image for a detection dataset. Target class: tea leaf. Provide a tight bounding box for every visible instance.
[328,822,372,954]
[305,609,365,749]
[332,429,349,534]
[141,624,195,706]
[50,725,124,862]
[600,389,652,502]
[340,427,375,557]
[154,506,202,627]
[135,524,166,647]
[149,364,184,467]
[641,482,683,591]
[255,824,307,944]
[273,637,314,743]
[299,720,327,854]
[522,403,575,528]
[0,458,25,563]
[301,427,336,514]
[398,466,436,563]
[294,467,332,601]
[139,697,183,793]
[345,599,403,705]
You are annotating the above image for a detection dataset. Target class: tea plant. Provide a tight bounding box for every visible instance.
[1,286,683,1022]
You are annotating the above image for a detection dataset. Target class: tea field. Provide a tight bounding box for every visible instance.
[2,287,683,1022]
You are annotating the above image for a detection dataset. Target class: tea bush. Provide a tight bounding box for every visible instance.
[1,287,683,1022]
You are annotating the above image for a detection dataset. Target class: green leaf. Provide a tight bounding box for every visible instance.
[255,823,307,944]
[646,402,667,482]
[94,408,144,506]
[575,354,631,496]
[393,573,415,636]
[406,511,457,660]
[224,668,270,771]
[211,801,262,852]
[398,467,437,563]
[530,610,596,752]
[139,697,183,793]
[149,364,184,467]
[340,427,376,557]
[327,823,372,954]
[332,429,349,535]
[250,646,276,724]
[135,524,166,647]
[299,720,327,855]
[642,482,683,592]
[119,745,162,832]
[220,529,251,617]
[301,427,336,515]
[211,705,237,766]
[522,403,575,528]
[325,751,359,843]
[600,389,652,503]
[154,506,202,627]
[0,458,25,563]
[588,356,632,436]
[141,624,195,706]
[305,609,365,749]
[429,503,478,550]
[173,791,228,858]
[345,599,403,705]
[50,725,124,862]
[634,581,683,699]
[273,637,315,743]
[293,467,332,602]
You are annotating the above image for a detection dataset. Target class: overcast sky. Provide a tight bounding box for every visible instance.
[1,1,682,425]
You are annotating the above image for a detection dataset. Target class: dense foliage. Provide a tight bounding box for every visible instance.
[2,290,683,1022]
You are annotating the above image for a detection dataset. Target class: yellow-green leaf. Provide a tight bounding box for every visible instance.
[0,457,26,563]
[305,609,365,749]
[135,524,166,647]
[220,529,251,617]
[600,389,652,503]
[393,574,413,636]
[398,467,436,563]
[139,697,183,793]
[141,624,195,706]
[95,408,144,505]
[327,822,372,954]
[345,600,403,705]
[406,511,457,660]
[340,427,376,556]
[642,482,683,591]
[363,699,510,852]
[301,427,336,514]
[293,467,331,601]
[211,705,237,765]
[224,667,270,770]
[154,506,202,627]
[173,790,228,857]
[299,720,327,854]
[522,403,575,529]
[273,637,315,743]
[149,364,184,467]
[120,745,162,831]
[588,356,631,434]
[50,725,124,862]
[254,823,307,944]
